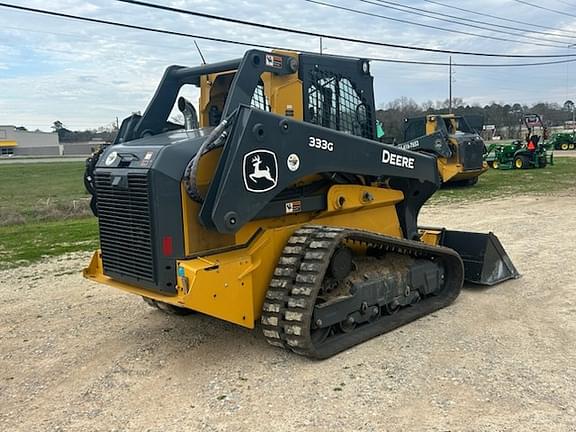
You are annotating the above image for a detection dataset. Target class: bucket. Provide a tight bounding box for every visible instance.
[439,230,520,286]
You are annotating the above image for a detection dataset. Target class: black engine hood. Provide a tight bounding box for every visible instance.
[97,127,213,180]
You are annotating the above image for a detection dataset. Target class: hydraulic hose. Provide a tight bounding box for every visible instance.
[84,146,106,216]
[183,113,234,203]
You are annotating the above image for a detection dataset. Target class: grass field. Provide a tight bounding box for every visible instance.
[0,161,92,225]
[0,161,96,269]
[0,218,98,269]
[431,157,576,203]
[0,159,575,269]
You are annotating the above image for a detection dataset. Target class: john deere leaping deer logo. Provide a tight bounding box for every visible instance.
[249,155,274,183]
[243,149,278,193]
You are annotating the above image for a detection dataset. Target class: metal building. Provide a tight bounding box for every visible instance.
[0,125,60,157]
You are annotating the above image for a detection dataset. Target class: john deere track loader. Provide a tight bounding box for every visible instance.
[84,50,518,359]
[401,114,488,186]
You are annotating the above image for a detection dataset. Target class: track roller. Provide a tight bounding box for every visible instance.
[261,225,464,359]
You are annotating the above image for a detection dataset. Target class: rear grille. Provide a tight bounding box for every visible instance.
[95,172,155,282]
[460,140,485,170]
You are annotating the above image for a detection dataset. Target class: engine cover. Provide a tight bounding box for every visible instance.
[93,128,211,294]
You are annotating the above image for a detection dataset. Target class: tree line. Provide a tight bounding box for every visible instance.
[49,120,118,143]
[15,98,575,143]
[376,97,575,141]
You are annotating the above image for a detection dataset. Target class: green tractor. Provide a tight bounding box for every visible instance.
[546,131,576,151]
[485,140,552,169]
[484,113,553,169]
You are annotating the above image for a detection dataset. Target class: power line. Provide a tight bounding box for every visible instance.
[2,2,576,67]
[4,36,576,69]
[453,58,576,67]
[3,39,576,68]
[511,0,576,19]
[305,0,568,49]
[0,3,282,49]
[113,0,576,58]
[0,24,205,54]
[421,0,576,38]
[362,0,576,45]
[0,42,190,68]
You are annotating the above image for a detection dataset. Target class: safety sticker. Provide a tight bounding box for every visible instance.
[265,54,283,69]
[285,200,302,214]
[140,151,154,167]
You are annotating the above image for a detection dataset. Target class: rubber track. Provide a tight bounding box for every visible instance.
[261,225,464,359]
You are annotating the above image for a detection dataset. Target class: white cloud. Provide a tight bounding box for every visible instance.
[1,0,575,129]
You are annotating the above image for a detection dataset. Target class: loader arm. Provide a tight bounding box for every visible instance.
[395,130,452,158]
[402,114,488,185]
[198,106,441,239]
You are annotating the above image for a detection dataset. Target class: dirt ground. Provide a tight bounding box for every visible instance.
[555,150,576,158]
[1,193,575,432]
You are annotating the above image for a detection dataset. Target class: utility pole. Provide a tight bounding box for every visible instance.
[320,37,323,55]
[567,43,576,102]
[448,56,452,113]
[564,100,575,134]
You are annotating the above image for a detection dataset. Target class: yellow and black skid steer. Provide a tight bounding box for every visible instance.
[401,114,489,186]
[84,50,518,359]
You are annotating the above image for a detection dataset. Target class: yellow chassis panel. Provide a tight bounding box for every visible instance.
[437,157,488,183]
[84,186,411,329]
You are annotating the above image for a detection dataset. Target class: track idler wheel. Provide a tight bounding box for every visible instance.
[328,246,353,280]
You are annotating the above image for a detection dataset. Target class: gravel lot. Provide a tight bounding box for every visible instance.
[1,193,575,431]
[555,150,576,158]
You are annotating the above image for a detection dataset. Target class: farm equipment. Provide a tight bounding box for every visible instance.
[546,131,576,151]
[485,113,553,169]
[484,140,552,169]
[400,114,488,186]
[523,113,549,143]
[83,50,518,359]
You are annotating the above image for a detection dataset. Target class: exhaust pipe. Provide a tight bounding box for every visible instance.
[437,230,520,286]
[178,96,199,130]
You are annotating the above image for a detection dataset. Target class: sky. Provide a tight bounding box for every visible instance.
[1,0,576,131]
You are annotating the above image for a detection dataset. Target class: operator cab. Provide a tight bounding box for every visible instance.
[113,50,376,146]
